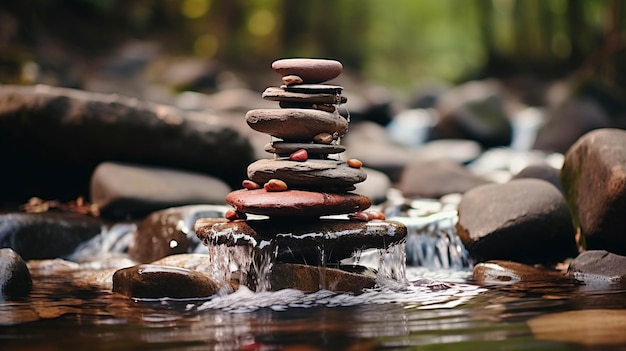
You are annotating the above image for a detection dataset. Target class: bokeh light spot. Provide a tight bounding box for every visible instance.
[247,9,275,37]
[181,0,210,19]
[194,34,218,58]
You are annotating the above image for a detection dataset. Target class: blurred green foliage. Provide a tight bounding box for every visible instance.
[0,0,624,90]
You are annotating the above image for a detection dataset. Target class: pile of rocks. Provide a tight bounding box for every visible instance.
[195,58,407,292]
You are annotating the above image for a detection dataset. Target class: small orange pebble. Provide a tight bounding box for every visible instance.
[242,179,261,190]
[368,209,386,220]
[225,209,247,221]
[282,74,303,85]
[347,158,363,168]
[264,179,288,192]
[313,132,334,144]
[349,209,386,222]
[289,149,308,162]
[348,211,369,222]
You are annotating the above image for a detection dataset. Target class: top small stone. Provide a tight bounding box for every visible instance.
[272,58,343,84]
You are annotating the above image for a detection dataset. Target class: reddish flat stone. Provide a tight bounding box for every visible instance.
[272,58,343,84]
[225,189,371,217]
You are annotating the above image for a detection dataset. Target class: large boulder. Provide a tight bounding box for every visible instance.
[456,179,578,264]
[561,128,626,255]
[90,161,231,219]
[0,84,253,205]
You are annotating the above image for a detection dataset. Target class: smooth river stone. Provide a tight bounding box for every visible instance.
[262,87,347,105]
[195,218,406,264]
[264,141,346,156]
[272,58,343,84]
[246,108,348,140]
[247,158,367,188]
[225,189,370,217]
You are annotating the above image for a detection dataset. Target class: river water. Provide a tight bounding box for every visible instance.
[2,205,626,350]
[4,266,626,350]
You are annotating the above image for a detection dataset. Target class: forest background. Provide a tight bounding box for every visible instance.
[0,0,624,102]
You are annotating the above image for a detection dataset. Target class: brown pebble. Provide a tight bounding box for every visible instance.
[312,104,336,113]
[314,132,334,144]
[242,179,261,190]
[282,75,303,85]
[264,179,288,192]
[347,159,363,168]
[289,149,308,162]
[225,209,247,221]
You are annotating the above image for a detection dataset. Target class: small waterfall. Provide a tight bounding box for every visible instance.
[203,231,278,292]
[392,211,471,269]
[383,191,472,270]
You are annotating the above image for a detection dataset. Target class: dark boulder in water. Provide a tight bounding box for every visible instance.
[561,128,626,256]
[0,84,253,204]
[456,179,578,264]
[0,248,32,299]
[0,212,103,260]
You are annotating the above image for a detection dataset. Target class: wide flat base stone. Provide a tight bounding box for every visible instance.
[196,218,407,264]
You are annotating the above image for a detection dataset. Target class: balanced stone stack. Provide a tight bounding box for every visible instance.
[195,58,407,292]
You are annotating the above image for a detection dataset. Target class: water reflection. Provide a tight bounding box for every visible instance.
[4,269,626,350]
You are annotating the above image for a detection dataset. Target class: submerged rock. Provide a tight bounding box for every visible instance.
[473,260,574,286]
[561,128,626,255]
[269,263,376,292]
[567,250,626,284]
[0,212,103,260]
[0,248,32,299]
[528,309,626,346]
[90,161,231,219]
[456,179,578,264]
[112,264,226,299]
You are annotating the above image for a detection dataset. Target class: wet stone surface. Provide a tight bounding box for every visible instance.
[196,218,407,265]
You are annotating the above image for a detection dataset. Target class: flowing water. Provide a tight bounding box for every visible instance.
[2,205,626,350]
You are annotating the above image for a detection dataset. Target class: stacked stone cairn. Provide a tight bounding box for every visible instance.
[195,58,407,292]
